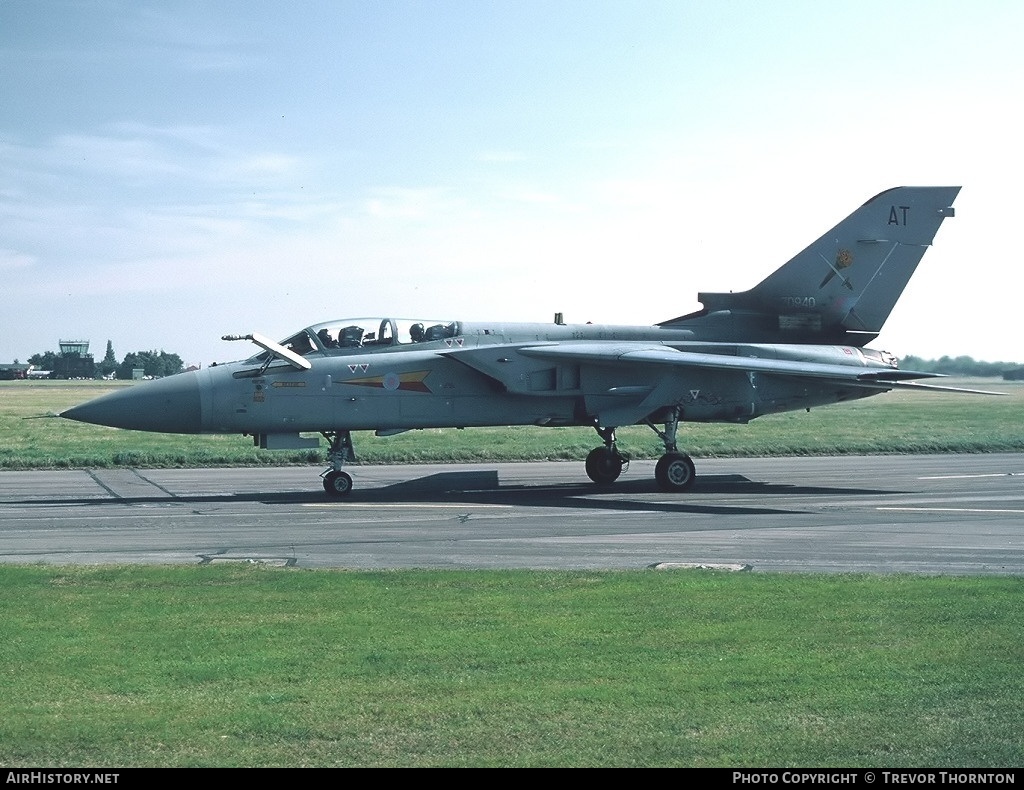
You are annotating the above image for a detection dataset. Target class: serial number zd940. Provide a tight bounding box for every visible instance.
[780,296,817,308]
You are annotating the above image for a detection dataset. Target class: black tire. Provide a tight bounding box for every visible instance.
[585,447,624,485]
[655,453,696,492]
[323,470,354,497]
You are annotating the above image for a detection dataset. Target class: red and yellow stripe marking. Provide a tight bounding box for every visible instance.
[344,370,431,393]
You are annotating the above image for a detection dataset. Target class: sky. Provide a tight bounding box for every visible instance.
[2,0,1022,368]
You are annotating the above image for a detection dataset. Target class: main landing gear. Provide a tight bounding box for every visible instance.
[585,426,628,485]
[586,409,696,492]
[321,430,355,497]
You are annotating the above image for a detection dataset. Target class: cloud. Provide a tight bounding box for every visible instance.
[363,187,464,221]
[0,249,35,270]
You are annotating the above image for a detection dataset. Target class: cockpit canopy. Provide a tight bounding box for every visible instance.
[248,318,461,362]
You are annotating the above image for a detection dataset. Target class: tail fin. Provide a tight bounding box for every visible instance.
[662,186,961,345]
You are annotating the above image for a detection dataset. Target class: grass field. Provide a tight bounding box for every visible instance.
[1,566,1021,768]
[2,378,1023,469]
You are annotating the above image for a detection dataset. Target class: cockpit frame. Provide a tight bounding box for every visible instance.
[247,318,461,364]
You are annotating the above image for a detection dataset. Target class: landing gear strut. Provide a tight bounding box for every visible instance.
[646,408,696,492]
[321,430,355,497]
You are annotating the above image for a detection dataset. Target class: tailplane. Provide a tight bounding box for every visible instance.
[662,186,961,345]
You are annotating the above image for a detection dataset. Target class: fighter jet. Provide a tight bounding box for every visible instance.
[62,186,976,496]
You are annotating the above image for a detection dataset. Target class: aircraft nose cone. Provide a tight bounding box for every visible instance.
[60,372,203,433]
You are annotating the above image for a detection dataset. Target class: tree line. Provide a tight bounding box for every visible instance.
[901,355,1024,380]
[19,344,1023,381]
[26,340,185,380]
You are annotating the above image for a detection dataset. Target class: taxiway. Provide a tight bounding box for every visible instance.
[1,454,1021,573]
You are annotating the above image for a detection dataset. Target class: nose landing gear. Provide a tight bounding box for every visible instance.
[321,430,355,497]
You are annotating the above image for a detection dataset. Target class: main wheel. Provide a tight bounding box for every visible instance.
[655,452,696,492]
[323,470,354,497]
[585,447,624,485]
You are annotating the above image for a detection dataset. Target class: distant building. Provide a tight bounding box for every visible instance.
[53,339,95,379]
[0,363,31,380]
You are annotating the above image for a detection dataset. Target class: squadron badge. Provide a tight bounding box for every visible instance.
[819,248,854,290]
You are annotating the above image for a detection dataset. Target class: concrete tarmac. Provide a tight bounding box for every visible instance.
[1,454,1022,573]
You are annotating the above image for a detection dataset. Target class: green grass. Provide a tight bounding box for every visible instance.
[3,379,1023,469]
[0,566,1021,767]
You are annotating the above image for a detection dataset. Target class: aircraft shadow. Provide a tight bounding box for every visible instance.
[13,470,904,518]
[330,471,900,517]
[353,470,897,499]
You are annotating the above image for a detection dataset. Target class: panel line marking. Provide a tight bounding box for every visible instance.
[920,473,1024,480]
[878,507,1024,514]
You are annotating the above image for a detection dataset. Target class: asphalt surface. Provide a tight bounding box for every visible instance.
[1,454,1022,573]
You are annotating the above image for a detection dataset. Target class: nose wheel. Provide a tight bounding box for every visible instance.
[321,430,355,497]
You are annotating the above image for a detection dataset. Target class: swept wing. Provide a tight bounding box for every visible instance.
[512,343,1002,394]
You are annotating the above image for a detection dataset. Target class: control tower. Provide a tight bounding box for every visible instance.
[59,340,90,356]
[54,339,95,379]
